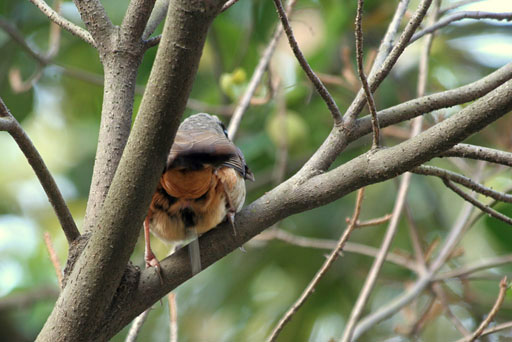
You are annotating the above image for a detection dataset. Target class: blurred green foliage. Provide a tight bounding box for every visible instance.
[1,0,512,341]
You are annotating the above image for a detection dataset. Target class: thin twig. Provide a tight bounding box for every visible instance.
[440,0,485,15]
[413,165,512,203]
[227,0,297,139]
[267,188,366,342]
[142,0,169,40]
[455,321,512,342]
[272,0,342,125]
[467,276,508,342]
[27,0,95,46]
[350,213,393,227]
[340,169,414,342]
[125,310,150,342]
[411,11,512,44]
[441,144,512,167]
[355,0,380,148]
[344,0,433,125]
[432,283,472,337]
[257,228,418,272]
[168,293,178,342]
[444,180,512,225]
[0,98,80,243]
[43,232,63,288]
[436,254,512,281]
[220,0,240,13]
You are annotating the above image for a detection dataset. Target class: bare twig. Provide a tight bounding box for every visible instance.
[436,254,512,281]
[443,180,512,225]
[411,11,512,44]
[0,98,80,243]
[467,277,508,342]
[142,0,169,40]
[125,310,150,342]
[341,173,414,341]
[355,0,380,148]
[272,0,343,125]
[432,283,472,337]
[344,0,433,125]
[257,228,418,272]
[351,213,393,227]
[413,165,512,203]
[267,188,366,342]
[44,232,63,288]
[168,293,178,342]
[441,144,512,167]
[0,286,59,310]
[227,0,298,139]
[455,321,512,342]
[440,0,485,15]
[220,0,240,13]
[27,0,95,46]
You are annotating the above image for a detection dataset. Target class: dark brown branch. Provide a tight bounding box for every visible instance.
[443,180,512,225]
[413,165,512,203]
[355,0,380,148]
[28,0,95,46]
[441,144,512,167]
[267,188,365,342]
[0,98,80,243]
[272,0,342,125]
[410,11,512,44]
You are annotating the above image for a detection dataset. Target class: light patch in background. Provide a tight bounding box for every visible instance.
[461,0,512,14]
[0,215,38,255]
[0,216,38,296]
[0,259,24,297]
[308,313,344,342]
[8,175,77,212]
[449,34,512,68]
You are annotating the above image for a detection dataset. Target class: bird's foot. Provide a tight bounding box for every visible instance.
[227,210,237,236]
[145,250,164,285]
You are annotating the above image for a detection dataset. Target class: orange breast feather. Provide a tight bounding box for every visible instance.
[161,167,214,199]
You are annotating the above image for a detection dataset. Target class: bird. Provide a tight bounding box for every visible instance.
[143,113,254,277]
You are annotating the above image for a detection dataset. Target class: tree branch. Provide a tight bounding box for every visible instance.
[350,62,512,143]
[0,98,80,243]
[268,188,365,342]
[443,180,512,225]
[272,0,343,125]
[467,277,508,342]
[121,57,512,338]
[227,0,297,139]
[72,0,113,47]
[410,11,512,44]
[413,165,512,203]
[28,0,95,46]
[441,144,512,167]
[355,0,380,148]
[37,1,227,341]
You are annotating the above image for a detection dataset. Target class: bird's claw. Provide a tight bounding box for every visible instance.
[145,252,164,285]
